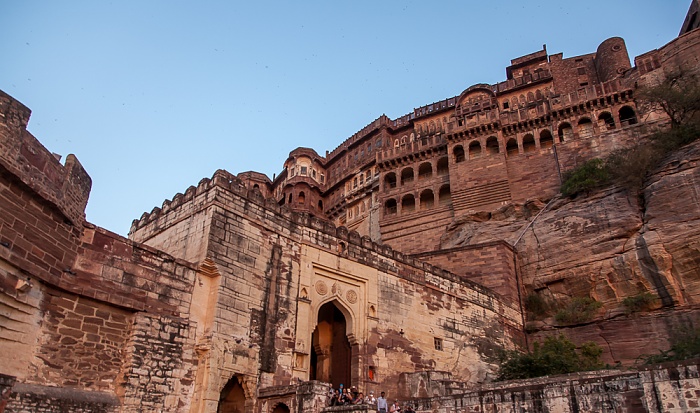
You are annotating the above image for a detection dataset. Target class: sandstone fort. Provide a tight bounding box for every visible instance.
[2,2,700,412]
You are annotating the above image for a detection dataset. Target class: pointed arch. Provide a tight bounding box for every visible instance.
[522,134,536,153]
[218,375,250,413]
[312,296,356,336]
[468,140,482,159]
[454,145,465,163]
[486,136,499,154]
[539,130,554,148]
[310,298,356,388]
[558,122,573,141]
[619,106,638,125]
[272,403,291,413]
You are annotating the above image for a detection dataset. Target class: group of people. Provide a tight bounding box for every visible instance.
[328,384,372,406]
[328,386,415,412]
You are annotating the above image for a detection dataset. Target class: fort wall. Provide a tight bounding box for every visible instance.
[128,168,524,407]
[411,242,519,306]
[1,91,200,411]
[406,360,700,413]
[1,14,700,413]
[0,90,91,228]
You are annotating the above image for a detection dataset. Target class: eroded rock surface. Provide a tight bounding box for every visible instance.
[442,140,700,363]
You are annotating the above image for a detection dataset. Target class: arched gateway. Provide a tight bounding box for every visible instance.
[310,301,352,388]
[217,376,246,413]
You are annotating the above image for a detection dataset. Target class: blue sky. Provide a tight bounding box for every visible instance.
[0,1,690,236]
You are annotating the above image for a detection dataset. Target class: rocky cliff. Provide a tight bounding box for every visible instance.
[441,139,700,365]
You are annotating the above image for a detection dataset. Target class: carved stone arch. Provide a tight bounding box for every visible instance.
[271,401,291,413]
[312,296,356,336]
[310,296,356,387]
[456,84,495,110]
[218,374,256,413]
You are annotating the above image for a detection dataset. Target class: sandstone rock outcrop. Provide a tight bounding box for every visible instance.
[441,139,700,364]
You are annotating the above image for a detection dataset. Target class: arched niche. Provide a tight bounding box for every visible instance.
[310,299,356,388]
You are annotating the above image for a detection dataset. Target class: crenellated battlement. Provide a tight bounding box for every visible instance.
[129,167,520,316]
[325,115,389,162]
[0,90,91,227]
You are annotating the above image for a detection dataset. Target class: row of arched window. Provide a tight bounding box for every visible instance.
[384,185,451,216]
[453,106,638,161]
[454,130,556,161]
[383,157,449,190]
[558,106,637,140]
[281,190,324,211]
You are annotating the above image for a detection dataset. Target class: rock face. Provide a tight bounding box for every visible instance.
[441,139,700,364]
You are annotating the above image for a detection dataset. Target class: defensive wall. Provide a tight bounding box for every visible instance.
[1,86,526,412]
[1,90,198,412]
[129,167,525,409]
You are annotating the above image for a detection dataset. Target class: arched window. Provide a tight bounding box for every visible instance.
[384,172,397,189]
[272,403,291,413]
[468,140,482,159]
[385,199,397,215]
[288,193,293,203]
[454,145,465,163]
[486,136,499,154]
[599,112,616,130]
[400,168,414,185]
[437,157,449,175]
[577,118,594,138]
[418,162,432,179]
[619,106,638,126]
[318,200,323,211]
[438,185,451,205]
[394,139,400,148]
[535,89,544,100]
[540,130,554,148]
[420,189,434,209]
[298,191,306,204]
[401,194,415,213]
[527,91,535,102]
[253,183,260,190]
[218,376,246,413]
[522,134,536,153]
[506,138,519,156]
[558,122,573,142]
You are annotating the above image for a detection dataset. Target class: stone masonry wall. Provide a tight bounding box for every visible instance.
[31,287,133,390]
[406,360,700,413]
[7,384,119,413]
[0,167,83,298]
[0,90,90,228]
[129,169,524,411]
[118,313,197,412]
[1,89,201,412]
[410,241,519,306]
[378,207,453,254]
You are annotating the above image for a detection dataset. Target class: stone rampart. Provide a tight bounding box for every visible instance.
[129,169,520,323]
[405,359,700,413]
[0,90,91,227]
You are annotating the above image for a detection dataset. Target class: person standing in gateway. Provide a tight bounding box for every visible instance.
[377,391,388,413]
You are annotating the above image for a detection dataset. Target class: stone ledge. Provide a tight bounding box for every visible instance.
[12,383,119,406]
